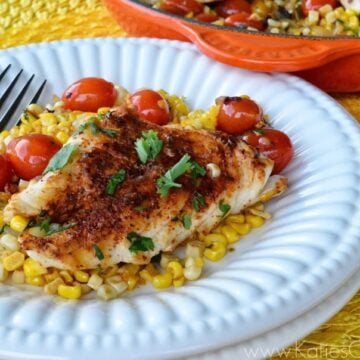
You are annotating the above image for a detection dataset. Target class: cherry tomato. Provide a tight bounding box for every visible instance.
[216,96,263,135]
[6,134,62,180]
[302,0,337,16]
[62,77,117,112]
[129,89,170,125]
[159,0,204,16]
[242,128,294,174]
[224,12,265,30]
[215,0,251,18]
[0,155,13,191]
[195,12,219,22]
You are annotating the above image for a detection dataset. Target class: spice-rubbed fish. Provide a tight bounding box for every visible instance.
[4,108,280,270]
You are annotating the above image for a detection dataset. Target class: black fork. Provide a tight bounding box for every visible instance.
[0,64,47,132]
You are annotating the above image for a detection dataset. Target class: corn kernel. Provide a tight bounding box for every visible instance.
[40,113,57,126]
[44,277,64,295]
[204,242,226,262]
[139,264,158,282]
[245,214,265,228]
[184,265,202,281]
[127,275,138,290]
[0,130,10,139]
[0,212,4,227]
[98,107,111,115]
[45,269,59,283]
[79,284,92,295]
[226,214,245,224]
[55,131,69,144]
[87,273,103,290]
[160,253,178,269]
[185,256,204,269]
[123,263,140,275]
[104,266,118,278]
[59,270,73,283]
[27,104,44,116]
[152,273,173,289]
[221,225,239,244]
[11,270,25,284]
[0,233,20,251]
[203,233,227,246]
[106,275,128,294]
[74,270,89,283]
[3,251,25,271]
[185,241,205,258]
[24,258,47,277]
[26,275,45,286]
[97,284,118,300]
[58,284,82,300]
[167,261,183,280]
[0,264,8,282]
[10,215,29,233]
[173,277,185,287]
[229,222,251,236]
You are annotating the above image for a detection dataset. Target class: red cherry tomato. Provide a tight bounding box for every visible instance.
[242,128,294,174]
[159,0,204,16]
[215,0,251,18]
[302,0,337,16]
[195,12,219,22]
[224,12,265,30]
[6,134,62,181]
[62,77,117,112]
[129,89,170,125]
[0,155,13,191]
[216,96,263,135]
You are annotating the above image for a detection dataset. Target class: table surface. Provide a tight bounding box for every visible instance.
[1,1,360,359]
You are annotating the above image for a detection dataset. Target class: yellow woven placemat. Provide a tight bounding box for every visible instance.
[1,1,360,358]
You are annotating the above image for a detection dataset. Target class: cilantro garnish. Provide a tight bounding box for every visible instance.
[192,192,207,212]
[189,160,206,179]
[135,130,163,164]
[134,205,146,212]
[44,143,78,174]
[252,128,264,136]
[37,218,76,236]
[156,154,192,197]
[127,232,155,254]
[93,244,105,260]
[182,214,192,230]
[219,200,231,218]
[106,169,126,196]
[77,119,118,137]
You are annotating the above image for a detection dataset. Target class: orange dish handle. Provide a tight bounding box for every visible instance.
[175,21,360,72]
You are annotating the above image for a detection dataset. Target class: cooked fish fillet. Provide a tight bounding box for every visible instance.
[4,108,274,270]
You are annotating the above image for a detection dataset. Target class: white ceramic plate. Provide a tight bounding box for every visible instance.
[0,38,359,360]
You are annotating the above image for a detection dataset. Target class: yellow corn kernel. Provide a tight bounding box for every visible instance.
[0,130,10,139]
[44,277,64,295]
[247,207,272,220]
[0,233,20,251]
[221,225,239,244]
[173,277,185,287]
[204,242,226,262]
[0,264,8,282]
[167,261,183,280]
[97,284,118,300]
[55,131,69,144]
[27,104,44,116]
[185,240,205,258]
[18,179,30,191]
[19,123,33,135]
[26,275,45,286]
[203,233,227,247]
[152,272,173,289]
[3,251,25,271]
[104,266,118,278]
[0,211,4,226]
[105,275,128,294]
[11,270,25,284]
[10,215,29,233]
[59,270,73,283]
[230,222,251,236]
[226,214,245,224]
[39,113,57,126]
[58,284,82,300]
[245,214,265,228]
[123,263,140,275]
[24,258,47,277]
[74,270,89,283]
[87,273,103,290]
[127,275,138,290]
[98,107,110,115]
[139,264,159,282]
[160,253,178,269]
[79,284,92,295]
[44,269,60,283]
[54,101,64,110]
[183,265,202,281]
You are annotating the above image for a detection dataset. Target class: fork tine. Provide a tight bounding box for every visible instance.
[0,74,34,129]
[0,65,11,82]
[30,79,47,104]
[0,68,23,108]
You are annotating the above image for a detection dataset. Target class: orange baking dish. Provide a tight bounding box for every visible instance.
[103,0,360,92]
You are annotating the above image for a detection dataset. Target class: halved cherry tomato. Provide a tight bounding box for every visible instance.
[225,12,265,30]
[0,155,13,191]
[216,96,263,135]
[6,134,62,180]
[62,77,117,112]
[302,0,338,16]
[129,89,170,125]
[242,128,294,174]
[195,12,219,22]
[159,0,204,16]
[215,0,251,18]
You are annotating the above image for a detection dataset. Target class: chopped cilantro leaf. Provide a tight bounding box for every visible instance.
[44,143,78,174]
[252,128,264,136]
[134,205,146,212]
[127,232,154,254]
[182,214,192,230]
[192,192,207,212]
[189,160,206,179]
[106,169,126,196]
[219,200,231,218]
[93,244,104,260]
[37,218,76,236]
[76,118,118,137]
[135,130,163,164]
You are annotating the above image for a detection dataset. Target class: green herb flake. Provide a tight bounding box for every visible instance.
[219,200,231,218]
[134,205,146,213]
[93,244,104,261]
[156,153,192,197]
[37,218,76,236]
[44,143,78,174]
[127,231,155,254]
[76,119,118,138]
[189,160,206,179]
[252,128,264,136]
[106,169,126,196]
[135,130,163,164]
[192,192,207,212]
[182,214,192,230]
